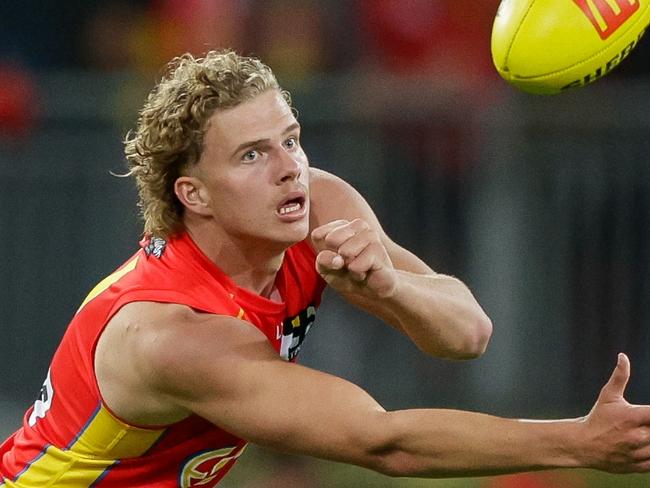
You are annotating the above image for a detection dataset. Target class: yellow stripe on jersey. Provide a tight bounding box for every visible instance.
[2,444,105,488]
[76,256,139,314]
[6,404,165,488]
[67,404,165,459]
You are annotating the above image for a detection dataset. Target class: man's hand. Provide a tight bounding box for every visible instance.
[579,353,650,473]
[311,219,398,299]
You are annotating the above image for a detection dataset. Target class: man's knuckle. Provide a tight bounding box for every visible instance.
[349,259,370,275]
[347,260,362,272]
[632,429,650,447]
[324,233,341,247]
[363,228,379,242]
[351,218,369,230]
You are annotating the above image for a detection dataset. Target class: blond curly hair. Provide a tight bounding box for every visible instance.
[124,49,289,238]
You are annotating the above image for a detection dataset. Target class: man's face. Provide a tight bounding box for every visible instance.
[193,89,310,249]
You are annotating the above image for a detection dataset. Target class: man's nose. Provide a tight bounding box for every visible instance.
[275,149,302,184]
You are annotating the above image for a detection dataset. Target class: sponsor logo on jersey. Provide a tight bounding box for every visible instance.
[279,305,316,361]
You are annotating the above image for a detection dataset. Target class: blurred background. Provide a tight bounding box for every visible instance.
[1,1,650,487]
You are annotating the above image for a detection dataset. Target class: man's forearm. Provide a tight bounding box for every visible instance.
[344,271,493,359]
[377,408,583,478]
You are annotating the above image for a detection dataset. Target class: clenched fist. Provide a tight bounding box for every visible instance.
[310,219,398,298]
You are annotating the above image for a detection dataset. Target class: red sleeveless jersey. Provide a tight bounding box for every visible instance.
[0,232,326,487]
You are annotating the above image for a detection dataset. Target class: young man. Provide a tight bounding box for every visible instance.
[1,50,650,487]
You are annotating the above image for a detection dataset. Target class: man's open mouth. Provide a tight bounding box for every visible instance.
[277,192,306,216]
[277,195,306,215]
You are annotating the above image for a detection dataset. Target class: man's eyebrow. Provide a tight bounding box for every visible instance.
[230,123,301,158]
[283,122,301,135]
[230,138,268,159]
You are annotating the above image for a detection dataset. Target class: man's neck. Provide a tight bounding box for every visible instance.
[185,222,287,298]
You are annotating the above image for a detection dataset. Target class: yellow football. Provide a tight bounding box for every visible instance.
[491,0,650,94]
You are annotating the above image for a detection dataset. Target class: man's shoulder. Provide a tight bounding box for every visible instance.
[97,302,261,426]
[309,167,355,227]
[108,302,269,387]
[111,302,252,344]
[103,303,258,384]
[309,166,380,233]
[309,166,345,190]
[113,301,196,325]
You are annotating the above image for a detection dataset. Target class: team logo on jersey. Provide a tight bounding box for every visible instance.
[179,445,246,487]
[279,305,316,361]
[142,236,167,258]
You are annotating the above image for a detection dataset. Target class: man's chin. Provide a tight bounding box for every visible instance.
[251,225,310,252]
[280,226,310,247]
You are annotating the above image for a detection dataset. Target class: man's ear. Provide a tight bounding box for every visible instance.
[175,176,211,216]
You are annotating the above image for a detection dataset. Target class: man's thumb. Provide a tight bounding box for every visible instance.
[315,250,344,275]
[600,353,631,401]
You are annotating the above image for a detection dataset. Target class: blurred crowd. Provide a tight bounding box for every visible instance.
[1,0,498,75]
[0,0,498,133]
[2,0,649,138]
[0,1,558,137]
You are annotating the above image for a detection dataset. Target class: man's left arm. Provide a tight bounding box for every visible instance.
[309,167,492,359]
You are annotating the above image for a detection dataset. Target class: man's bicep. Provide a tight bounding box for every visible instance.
[152,314,388,465]
[309,167,433,275]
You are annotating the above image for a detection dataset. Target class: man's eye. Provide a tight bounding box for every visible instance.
[285,137,297,149]
[242,150,257,162]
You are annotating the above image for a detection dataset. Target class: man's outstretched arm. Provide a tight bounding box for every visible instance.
[309,168,492,359]
[123,309,650,478]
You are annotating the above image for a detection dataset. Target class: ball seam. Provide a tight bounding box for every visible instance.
[504,0,540,71]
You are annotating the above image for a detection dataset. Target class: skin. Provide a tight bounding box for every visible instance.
[95,89,650,478]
